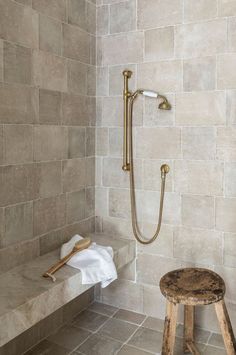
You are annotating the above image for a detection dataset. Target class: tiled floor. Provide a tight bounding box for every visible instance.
[25,302,227,355]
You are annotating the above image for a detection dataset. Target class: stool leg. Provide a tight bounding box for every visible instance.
[184,305,194,353]
[162,301,178,355]
[215,300,236,355]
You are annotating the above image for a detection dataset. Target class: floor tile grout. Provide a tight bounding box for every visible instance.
[29,301,227,355]
[114,323,143,354]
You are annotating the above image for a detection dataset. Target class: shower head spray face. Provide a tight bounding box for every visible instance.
[159,100,172,110]
[158,95,172,110]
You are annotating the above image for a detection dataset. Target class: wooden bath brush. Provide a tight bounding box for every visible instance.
[43,237,91,282]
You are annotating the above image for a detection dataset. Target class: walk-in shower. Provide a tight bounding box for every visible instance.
[122,70,171,245]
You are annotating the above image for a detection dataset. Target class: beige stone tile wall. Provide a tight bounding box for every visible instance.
[2,0,236,338]
[95,0,236,332]
[0,0,96,272]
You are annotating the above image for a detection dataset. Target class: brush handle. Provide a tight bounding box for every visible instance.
[43,238,91,278]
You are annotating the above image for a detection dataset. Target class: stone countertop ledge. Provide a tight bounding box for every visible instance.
[0,233,135,347]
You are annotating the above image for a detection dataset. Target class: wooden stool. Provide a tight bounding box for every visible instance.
[160,268,236,355]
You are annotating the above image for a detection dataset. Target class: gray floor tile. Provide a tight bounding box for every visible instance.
[73,309,109,332]
[174,337,206,355]
[208,332,225,349]
[24,339,70,355]
[98,317,138,342]
[128,327,163,353]
[48,325,90,351]
[113,309,146,325]
[88,302,118,316]
[117,344,154,355]
[142,317,164,332]
[176,324,211,343]
[78,334,122,355]
[203,345,227,355]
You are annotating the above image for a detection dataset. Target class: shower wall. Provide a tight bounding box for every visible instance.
[0,0,96,273]
[95,0,236,331]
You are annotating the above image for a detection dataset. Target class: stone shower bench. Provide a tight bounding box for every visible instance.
[0,233,135,347]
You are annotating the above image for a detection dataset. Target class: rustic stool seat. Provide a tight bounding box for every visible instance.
[160,268,236,355]
[160,268,225,306]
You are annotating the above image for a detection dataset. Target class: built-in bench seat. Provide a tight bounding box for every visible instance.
[0,233,135,347]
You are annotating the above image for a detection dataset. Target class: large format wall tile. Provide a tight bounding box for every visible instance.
[182,127,216,160]
[62,158,86,192]
[33,51,67,92]
[67,60,88,95]
[216,198,236,233]
[216,127,236,162]
[39,14,62,56]
[182,195,215,229]
[137,0,182,29]
[39,89,62,125]
[224,233,236,268]
[218,0,236,17]
[144,27,174,62]
[97,6,109,36]
[4,125,33,165]
[0,238,39,274]
[183,56,216,92]
[227,17,236,52]
[62,93,90,126]
[34,126,67,161]
[0,40,3,82]
[175,20,227,58]
[33,195,66,236]
[135,127,181,159]
[138,61,182,92]
[174,227,223,266]
[101,279,143,313]
[38,161,62,198]
[4,202,33,248]
[0,164,39,206]
[66,189,86,224]
[109,188,131,220]
[110,0,136,34]
[184,0,217,22]
[174,161,223,195]
[68,127,86,158]
[225,163,236,197]
[0,83,37,124]
[217,54,236,89]
[68,0,96,34]
[101,32,144,65]
[137,254,182,286]
[3,42,32,85]
[176,92,226,125]
[32,0,66,21]
[0,0,38,48]
[62,24,90,63]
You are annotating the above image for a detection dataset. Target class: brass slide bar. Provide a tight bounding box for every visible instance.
[122,70,132,171]
[122,69,171,245]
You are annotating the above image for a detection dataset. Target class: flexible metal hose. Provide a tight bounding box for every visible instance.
[128,97,168,245]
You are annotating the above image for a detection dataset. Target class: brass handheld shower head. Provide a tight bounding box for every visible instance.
[139,91,171,110]
[158,96,172,110]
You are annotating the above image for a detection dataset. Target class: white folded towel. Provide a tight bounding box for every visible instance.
[60,235,117,288]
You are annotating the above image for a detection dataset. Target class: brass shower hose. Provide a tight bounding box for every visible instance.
[128,97,169,245]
